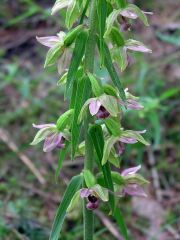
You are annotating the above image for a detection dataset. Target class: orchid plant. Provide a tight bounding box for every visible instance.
[31,0,152,239]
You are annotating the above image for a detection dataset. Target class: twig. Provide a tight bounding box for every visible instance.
[0,128,46,185]
[95,210,123,240]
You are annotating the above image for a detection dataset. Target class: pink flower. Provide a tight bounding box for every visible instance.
[36,31,65,48]
[121,165,148,197]
[80,188,100,210]
[31,123,67,152]
[89,99,110,119]
[119,130,147,144]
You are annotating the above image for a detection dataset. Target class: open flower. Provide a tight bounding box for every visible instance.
[80,185,109,210]
[79,94,120,122]
[120,165,148,197]
[119,88,144,110]
[31,123,69,152]
[36,32,65,49]
[102,130,149,165]
[80,188,100,210]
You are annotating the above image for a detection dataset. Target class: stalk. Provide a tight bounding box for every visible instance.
[83,1,97,240]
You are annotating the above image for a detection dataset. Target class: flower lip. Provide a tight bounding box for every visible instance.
[96,106,110,119]
[88,194,98,203]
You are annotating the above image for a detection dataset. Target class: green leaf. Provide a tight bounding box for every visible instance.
[103,84,118,97]
[83,170,96,188]
[65,30,88,98]
[115,0,127,8]
[97,0,107,66]
[103,42,126,101]
[104,116,122,136]
[110,27,125,47]
[89,125,115,213]
[50,174,83,240]
[78,98,92,123]
[67,190,81,212]
[55,142,70,181]
[56,109,74,131]
[64,25,83,46]
[104,9,121,38]
[71,76,91,158]
[30,126,57,145]
[113,208,129,240]
[102,136,119,165]
[111,171,125,185]
[65,0,81,29]
[44,43,64,68]
[87,72,104,97]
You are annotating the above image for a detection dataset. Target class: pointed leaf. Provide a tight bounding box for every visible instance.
[50,174,83,240]
[71,76,91,158]
[67,190,81,212]
[56,109,74,131]
[103,42,126,101]
[102,136,119,165]
[83,170,96,188]
[113,208,129,240]
[87,72,104,97]
[104,117,122,136]
[65,30,88,97]
[89,125,115,213]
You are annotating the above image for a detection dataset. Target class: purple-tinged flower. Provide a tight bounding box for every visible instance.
[80,188,100,210]
[119,130,147,145]
[31,123,69,152]
[102,130,149,165]
[120,165,148,197]
[80,185,109,211]
[79,94,120,122]
[119,88,144,110]
[89,99,110,119]
[36,31,65,48]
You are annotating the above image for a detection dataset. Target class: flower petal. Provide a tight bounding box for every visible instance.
[32,123,56,129]
[120,9,138,19]
[80,188,91,198]
[126,39,152,53]
[36,36,60,48]
[89,99,101,116]
[123,184,147,197]
[86,201,99,210]
[119,136,138,144]
[43,133,62,152]
[121,165,141,177]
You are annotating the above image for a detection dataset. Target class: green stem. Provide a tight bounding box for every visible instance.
[83,1,97,240]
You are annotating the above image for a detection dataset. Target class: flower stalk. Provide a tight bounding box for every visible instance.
[83,1,97,239]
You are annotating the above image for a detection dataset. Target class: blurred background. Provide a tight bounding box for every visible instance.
[0,0,180,239]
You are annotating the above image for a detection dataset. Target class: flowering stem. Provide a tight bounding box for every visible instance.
[83,1,97,239]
